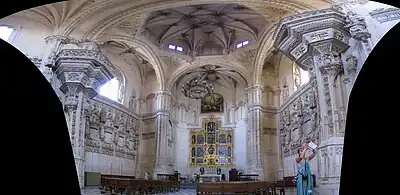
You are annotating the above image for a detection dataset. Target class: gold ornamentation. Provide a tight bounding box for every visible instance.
[190,117,233,167]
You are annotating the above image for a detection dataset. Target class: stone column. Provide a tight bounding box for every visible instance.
[246,85,264,180]
[274,8,354,193]
[53,41,115,189]
[154,91,172,177]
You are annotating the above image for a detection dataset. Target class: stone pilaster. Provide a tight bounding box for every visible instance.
[53,41,114,189]
[274,8,352,192]
[154,91,173,176]
[245,85,264,180]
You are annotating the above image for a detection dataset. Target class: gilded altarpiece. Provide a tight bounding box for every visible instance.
[189,117,233,167]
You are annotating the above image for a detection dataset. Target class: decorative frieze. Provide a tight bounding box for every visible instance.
[85,98,140,159]
[274,8,351,70]
[369,7,400,23]
[345,11,371,42]
[279,84,319,158]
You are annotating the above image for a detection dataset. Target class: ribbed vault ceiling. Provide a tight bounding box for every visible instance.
[141,3,268,57]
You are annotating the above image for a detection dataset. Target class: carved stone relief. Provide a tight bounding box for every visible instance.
[279,85,320,157]
[369,7,400,23]
[345,55,358,82]
[85,100,139,160]
[345,11,371,42]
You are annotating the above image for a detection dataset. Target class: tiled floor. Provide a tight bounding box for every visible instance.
[82,186,196,195]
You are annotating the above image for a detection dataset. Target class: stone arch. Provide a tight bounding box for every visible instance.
[102,35,166,91]
[252,25,278,86]
[166,56,250,92]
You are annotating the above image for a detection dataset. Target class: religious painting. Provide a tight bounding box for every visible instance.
[201,93,224,113]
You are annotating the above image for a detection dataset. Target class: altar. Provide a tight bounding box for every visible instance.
[199,174,222,182]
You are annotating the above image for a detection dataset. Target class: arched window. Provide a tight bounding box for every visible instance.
[100,78,120,102]
[0,26,14,42]
[300,68,309,85]
[293,63,309,91]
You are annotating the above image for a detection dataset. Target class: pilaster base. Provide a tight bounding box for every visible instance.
[153,165,169,179]
[250,167,264,180]
[314,183,340,195]
[74,157,85,189]
[317,137,343,187]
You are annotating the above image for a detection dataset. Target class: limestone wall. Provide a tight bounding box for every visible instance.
[85,96,140,176]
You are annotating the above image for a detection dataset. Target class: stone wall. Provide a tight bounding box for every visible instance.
[85,96,140,176]
[278,83,320,177]
[139,116,157,177]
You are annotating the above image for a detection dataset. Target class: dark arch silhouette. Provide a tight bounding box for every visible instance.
[339,18,400,195]
[0,1,399,195]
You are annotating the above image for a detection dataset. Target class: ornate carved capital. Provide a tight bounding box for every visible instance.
[245,85,264,93]
[345,11,371,42]
[274,8,351,69]
[62,83,84,112]
[155,91,172,111]
[319,63,344,77]
[155,91,172,98]
[44,35,72,45]
[54,48,115,98]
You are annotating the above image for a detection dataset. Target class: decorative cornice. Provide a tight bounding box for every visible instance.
[245,85,264,93]
[274,8,351,69]
[93,95,140,119]
[279,82,313,111]
[369,7,400,23]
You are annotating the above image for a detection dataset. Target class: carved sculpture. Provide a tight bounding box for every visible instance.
[346,55,358,78]
[345,11,371,42]
[279,85,320,157]
[85,100,139,160]
[128,96,137,112]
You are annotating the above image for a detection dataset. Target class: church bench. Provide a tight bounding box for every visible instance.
[100,174,136,191]
[156,173,180,192]
[101,177,175,194]
[197,181,276,194]
[265,181,285,195]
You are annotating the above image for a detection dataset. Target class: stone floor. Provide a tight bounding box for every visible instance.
[82,186,196,195]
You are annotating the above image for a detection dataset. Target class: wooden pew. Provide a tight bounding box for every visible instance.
[101,177,175,195]
[197,181,280,195]
[157,173,180,192]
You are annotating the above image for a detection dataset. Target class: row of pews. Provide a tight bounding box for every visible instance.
[100,175,179,194]
[100,174,314,194]
[197,181,285,195]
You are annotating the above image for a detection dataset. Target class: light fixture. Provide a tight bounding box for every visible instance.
[181,74,213,99]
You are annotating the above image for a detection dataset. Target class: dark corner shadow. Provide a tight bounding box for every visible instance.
[339,1,400,194]
[0,0,79,194]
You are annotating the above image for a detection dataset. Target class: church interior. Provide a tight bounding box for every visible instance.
[1,0,399,195]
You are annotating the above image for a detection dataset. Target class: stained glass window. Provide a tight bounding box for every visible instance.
[189,117,233,166]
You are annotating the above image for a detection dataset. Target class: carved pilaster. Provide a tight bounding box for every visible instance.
[154,91,173,175]
[245,85,264,180]
[53,43,114,189]
[274,8,349,187]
